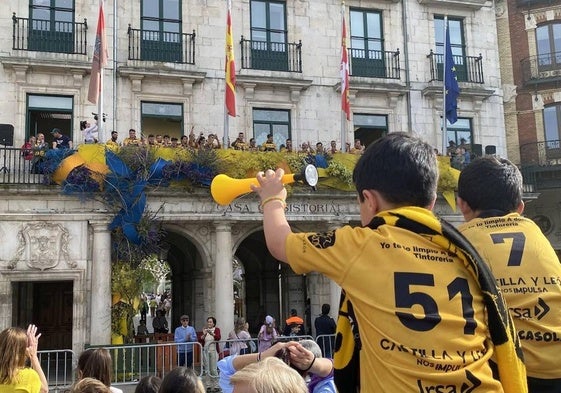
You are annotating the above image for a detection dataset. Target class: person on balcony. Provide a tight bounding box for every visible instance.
[51,128,72,150]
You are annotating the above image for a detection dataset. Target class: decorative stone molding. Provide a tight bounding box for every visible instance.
[9,222,74,270]
[417,0,487,10]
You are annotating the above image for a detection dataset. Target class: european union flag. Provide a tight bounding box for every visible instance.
[444,24,460,124]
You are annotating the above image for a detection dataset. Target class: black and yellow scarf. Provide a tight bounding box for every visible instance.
[333,207,527,393]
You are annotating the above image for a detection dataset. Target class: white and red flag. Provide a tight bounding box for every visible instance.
[88,0,108,104]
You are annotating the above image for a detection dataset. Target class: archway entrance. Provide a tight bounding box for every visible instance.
[235,230,308,335]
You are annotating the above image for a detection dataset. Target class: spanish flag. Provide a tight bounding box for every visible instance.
[225,0,236,117]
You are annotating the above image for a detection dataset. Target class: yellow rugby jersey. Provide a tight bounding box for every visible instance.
[286,209,504,393]
[459,213,561,379]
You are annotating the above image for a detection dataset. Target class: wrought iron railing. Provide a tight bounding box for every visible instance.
[240,36,302,72]
[12,13,88,54]
[516,0,557,7]
[519,139,561,167]
[0,146,50,185]
[520,52,561,85]
[427,50,484,84]
[127,26,196,64]
[349,48,401,79]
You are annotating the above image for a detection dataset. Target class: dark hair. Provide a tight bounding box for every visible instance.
[353,132,437,207]
[80,121,88,130]
[321,304,330,315]
[134,375,161,393]
[458,156,522,213]
[207,316,216,325]
[159,367,200,393]
[290,309,297,316]
[77,348,113,387]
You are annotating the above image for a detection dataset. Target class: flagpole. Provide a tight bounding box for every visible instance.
[442,16,448,156]
[98,59,104,142]
[340,1,348,152]
[223,0,236,149]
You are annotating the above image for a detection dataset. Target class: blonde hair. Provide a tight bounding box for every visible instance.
[0,327,28,384]
[234,317,246,334]
[230,357,307,393]
[71,377,111,393]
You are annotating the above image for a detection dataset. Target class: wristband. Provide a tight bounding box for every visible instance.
[302,355,316,372]
[260,196,286,209]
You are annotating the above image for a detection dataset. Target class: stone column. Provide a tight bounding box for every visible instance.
[90,220,112,345]
[328,221,342,316]
[214,222,234,336]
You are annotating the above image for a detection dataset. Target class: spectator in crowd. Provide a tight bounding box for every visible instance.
[349,138,364,155]
[283,309,305,337]
[248,138,258,152]
[227,317,251,356]
[70,377,111,393]
[152,309,168,334]
[81,118,98,144]
[314,304,336,359]
[457,156,561,392]
[21,136,35,171]
[136,320,149,336]
[159,367,204,393]
[199,317,221,378]
[0,324,48,393]
[76,348,122,393]
[31,133,49,174]
[329,140,339,154]
[251,132,526,392]
[51,128,73,149]
[174,315,197,368]
[257,315,278,352]
[134,375,161,393]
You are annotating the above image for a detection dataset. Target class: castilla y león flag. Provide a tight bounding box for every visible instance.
[225,0,236,117]
[88,0,108,105]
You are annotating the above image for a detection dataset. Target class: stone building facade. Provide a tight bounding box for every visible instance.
[0,0,504,354]
[496,0,561,251]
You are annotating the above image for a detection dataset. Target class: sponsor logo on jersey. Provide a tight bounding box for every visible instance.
[509,297,550,320]
[416,370,481,393]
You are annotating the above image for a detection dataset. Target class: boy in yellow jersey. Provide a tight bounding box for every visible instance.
[458,156,561,393]
[251,133,526,393]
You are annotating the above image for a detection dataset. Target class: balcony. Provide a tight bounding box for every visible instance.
[520,52,561,86]
[516,0,558,8]
[417,0,487,10]
[427,50,484,84]
[127,26,196,64]
[519,140,561,191]
[0,146,46,185]
[12,13,88,55]
[349,48,400,79]
[240,36,302,73]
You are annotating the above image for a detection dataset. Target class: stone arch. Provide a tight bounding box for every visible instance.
[160,223,209,328]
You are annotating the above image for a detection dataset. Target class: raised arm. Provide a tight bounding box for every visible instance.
[26,324,49,393]
[251,168,291,262]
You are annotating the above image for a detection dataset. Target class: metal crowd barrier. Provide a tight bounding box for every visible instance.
[37,349,76,391]
[315,334,336,359]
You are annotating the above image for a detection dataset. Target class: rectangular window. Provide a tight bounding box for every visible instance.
[28,0,75,53]
[26,93,74,146]
[141,102,184,139]
[349,9,385,78]
[536,23,561,69]
[543,105,561,161]
[353,114,387,148]
[252,108,290,148]
[434,16,468,82]
[141,0,182,62]
[249,0,288,71]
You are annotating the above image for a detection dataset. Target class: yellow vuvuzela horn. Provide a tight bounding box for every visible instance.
[210,164,318,206]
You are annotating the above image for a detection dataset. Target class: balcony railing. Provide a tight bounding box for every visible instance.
[520,52,561,85]
[0,146,48,185]
[427,50,484,84]
[516,0,557,7]
[520,139,561,167]
[127,26,196,64]
[240,36,302,72]
[349,48,401,79]
[12,13,88,54]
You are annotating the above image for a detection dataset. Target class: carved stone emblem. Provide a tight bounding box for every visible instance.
[8,222,75,270]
